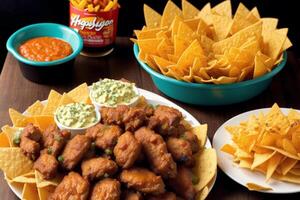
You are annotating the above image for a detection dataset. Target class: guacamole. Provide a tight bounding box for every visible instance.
[90,79,138,106]
[55,103,98,128]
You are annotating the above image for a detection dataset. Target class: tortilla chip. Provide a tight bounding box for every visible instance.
[266,153,283,180]
[211,14,232,41]
[37,185,56,200]
[144,4,161,28]
[1,125,23,147]
[67,83,89,103]
[12,174,36,184]
[9,108,30,127]
[0,132,10,147]
[22,183,39,200]
[161,0,182,27]
[212,0,232,18]
[193,149,217,191]
[192,124,208,148]
[198,3,212,25]
[35,170,62,188]
[26,101,44,116]
[263,28,288,59]
[196,186,209,200]
[251,151,276,170]
[246,183,272,191]
[221,144,236,156]
[58,93,75,106]
[34,116,55,132]
[213,21,262,55]
[42,90,62,115]
[0,148,33,179]
[182,0,199,19]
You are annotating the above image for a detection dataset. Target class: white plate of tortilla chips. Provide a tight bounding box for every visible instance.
[1,83,217,200]
[213,103,300,193]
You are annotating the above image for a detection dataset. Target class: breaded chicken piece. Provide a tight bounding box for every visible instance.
[49,172,89,200]
[168,166,197,200]
[166,137,194,167]
[148,106,182,136]
[114,131,141,168]
[123,107,147,132]
[41,125,71,157]
[123,190,143,200]
[60,135,91,170]
[100,105,146,132]
[86,123,121,151]
[34,153,58,179]
[182,131,200,153]
[20,123,42,160]
[90,178,121,200]
[146,192,177,200]
[120,168,165,195]
[81,157,118,181]
[100,105,129,126]
[134,127,177,178]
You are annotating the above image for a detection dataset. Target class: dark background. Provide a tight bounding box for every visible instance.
[0,0,299,72]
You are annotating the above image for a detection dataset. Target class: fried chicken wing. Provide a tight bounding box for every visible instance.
[86,123,121,151]
[90,178,121,200]
[134,127,177,178]
[34,153,58,179]
[100,105,129,125]
[20,123,42,160]
[114,131,141,168]
[41,125,71,157]
[100,105,146,132]
[81,157,118,181]
[120,168,165,195]
[134,96,154,117]
[168,166,196,200]
[148,106,182,136]
[60,135,91,170]
[166,137,194,167]
[123,190,143,200]
[182,131,200,153]
[123,107,147,132]
[49,172,89,200]
[146,192,177,200]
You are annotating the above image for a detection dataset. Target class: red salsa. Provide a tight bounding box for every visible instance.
[19,37,73,62]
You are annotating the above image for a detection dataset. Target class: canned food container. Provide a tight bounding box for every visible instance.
[69,2,119,57]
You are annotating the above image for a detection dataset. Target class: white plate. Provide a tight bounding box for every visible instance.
[7,88,215,199]
[213,107,300,194]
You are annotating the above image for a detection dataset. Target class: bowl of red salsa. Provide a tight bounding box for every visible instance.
[6,23,83,83]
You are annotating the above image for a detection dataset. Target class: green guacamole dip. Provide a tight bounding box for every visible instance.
[55,103,98,128]
[90,79,138,106]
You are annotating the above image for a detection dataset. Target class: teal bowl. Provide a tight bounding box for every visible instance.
[6,23,83,83]
[133,44,287,105]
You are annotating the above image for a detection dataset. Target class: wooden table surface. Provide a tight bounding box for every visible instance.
[1,37,300,200]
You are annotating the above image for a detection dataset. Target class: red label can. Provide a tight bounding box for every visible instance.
[69,3,119,56]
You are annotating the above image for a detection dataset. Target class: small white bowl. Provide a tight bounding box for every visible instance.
[54,106,101,137]
[89,84,140,110]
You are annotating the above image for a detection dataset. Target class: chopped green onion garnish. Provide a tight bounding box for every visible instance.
[47,147,53,154]
[58,155,64,163]
[104,149,112,155]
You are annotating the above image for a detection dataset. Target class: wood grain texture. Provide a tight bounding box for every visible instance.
[0,37,300,199]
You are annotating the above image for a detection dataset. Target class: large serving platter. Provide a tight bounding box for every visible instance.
[7,88,216,199]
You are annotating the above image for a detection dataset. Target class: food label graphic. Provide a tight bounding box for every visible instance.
[70,4,119,47]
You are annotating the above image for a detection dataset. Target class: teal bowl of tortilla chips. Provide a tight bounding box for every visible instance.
[133,44,287,106]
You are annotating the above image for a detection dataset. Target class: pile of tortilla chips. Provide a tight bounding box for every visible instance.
[0,82,217,200]
[0,83,90,200]
[132,0,292,84]
[222,103,300,190]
